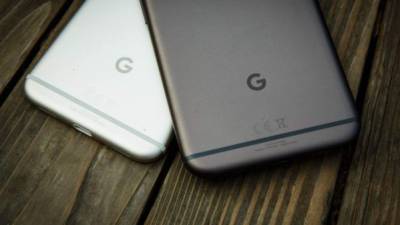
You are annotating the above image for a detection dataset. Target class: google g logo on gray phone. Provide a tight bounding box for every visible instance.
[247,73,267,91]
[116,57,133,74]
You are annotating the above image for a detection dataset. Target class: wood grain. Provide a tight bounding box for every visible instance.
[0,1,170,225]
[319,0,382,95]
[337,0,400,224]
[144,1,383,225]
[1,0,397,224]
[0,0,70,95]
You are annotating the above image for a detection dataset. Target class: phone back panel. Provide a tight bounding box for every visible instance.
[25,0,172,161]
[146,0,359,172]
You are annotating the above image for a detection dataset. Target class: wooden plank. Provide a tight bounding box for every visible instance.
[337,0,400,224]
[144,1,382,225]
[0,1,170,225]
[0,0,70,95]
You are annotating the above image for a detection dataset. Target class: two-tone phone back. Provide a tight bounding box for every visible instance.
[25,0,172,162]
[146,0,359,173]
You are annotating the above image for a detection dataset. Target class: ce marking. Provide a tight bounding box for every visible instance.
[254,117,288,135]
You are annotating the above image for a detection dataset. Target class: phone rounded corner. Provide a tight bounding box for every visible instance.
[344,119,361,142]
[118,141,167,163]
[24,77,38,103]
[182,157,219,177]
[146,145,167,162]
[137,129,172,163]
[24,76,50,112]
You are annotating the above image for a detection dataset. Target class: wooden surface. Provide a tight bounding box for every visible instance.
[337,0,400,224]
[0,0,70,94]
[0,0,398,225]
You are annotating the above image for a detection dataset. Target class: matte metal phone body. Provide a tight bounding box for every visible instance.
[146,0,359,173]
[25,0,172,162]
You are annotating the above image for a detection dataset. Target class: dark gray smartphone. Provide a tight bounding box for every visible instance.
[145,0,359,174]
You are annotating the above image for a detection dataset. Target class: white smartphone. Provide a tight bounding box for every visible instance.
[25,0,172,162]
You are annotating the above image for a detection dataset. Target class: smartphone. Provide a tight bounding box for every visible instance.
[145,0,359,173]
[25,0,172,162]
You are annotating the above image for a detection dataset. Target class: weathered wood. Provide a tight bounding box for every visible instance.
[337,0,400,224]
[0,1,170,225]
[1,0,397,224]
[319,0,382,95]
[0,0,70,95]
[144,1,382,224]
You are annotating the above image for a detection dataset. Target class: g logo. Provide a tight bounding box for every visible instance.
[116,57,133,74]
[247,73,267,91]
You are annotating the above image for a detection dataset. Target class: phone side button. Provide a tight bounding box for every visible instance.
[73,124,93,137]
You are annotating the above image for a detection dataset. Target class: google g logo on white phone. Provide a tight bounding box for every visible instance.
[116,57,133,74]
